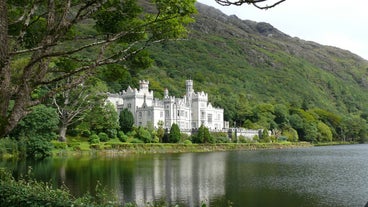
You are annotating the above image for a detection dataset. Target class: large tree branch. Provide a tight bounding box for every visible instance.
[215,0,286,9]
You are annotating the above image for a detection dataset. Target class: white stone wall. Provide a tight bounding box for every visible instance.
[107,80,226,131]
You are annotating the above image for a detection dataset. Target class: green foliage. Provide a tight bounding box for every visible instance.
[0,137,19,157]
[9,105,58,159]
[316,122,333,142]
[192,125,213,143]
[81,130,92,138]
[11,105,58,140]
[0,168,122,207]
[80,103,119,135]
[98,132,109,142]
[51,140,68,150]
[168,123,181,143]
[118,131,128,142]
[119,109,135,134]
[183,140,192,145]
[135,127,152,143]
[89,134,100,144]
[282,127,299,142]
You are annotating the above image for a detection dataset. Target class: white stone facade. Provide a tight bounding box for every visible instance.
[107,80,225,130]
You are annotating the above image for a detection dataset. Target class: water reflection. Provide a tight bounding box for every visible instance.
[3,145,368,207]
[124,153,226,206]
[2,152,227,207]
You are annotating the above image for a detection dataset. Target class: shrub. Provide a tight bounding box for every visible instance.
[90,144,101,150]
[238,136,251,143]
[0,169,120,206]
[129,138,144,144]
[26,136,53,159]
[169,123,181,143]
[183,140,192,145]
[117,131,128,142]
[135,127,152,143]
[0,137,18,157]
[89,134,100,144]
[215,136,230,143]
[98,132,109,142]
[52,141,68,149]
[106,129,117,138]
[81,130,91,138]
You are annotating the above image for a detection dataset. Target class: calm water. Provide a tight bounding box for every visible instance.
[2,144,368,207]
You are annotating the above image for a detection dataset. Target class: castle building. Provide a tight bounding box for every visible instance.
[107,80,225,130]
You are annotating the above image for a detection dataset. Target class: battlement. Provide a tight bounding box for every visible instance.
[122,84,153,98]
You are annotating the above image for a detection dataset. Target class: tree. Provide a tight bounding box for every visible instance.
[53,77,108,142]
[192,124,213,143]
[0,0,196,137]
[79,102,119,136]
[10,104,58,159]
[156,120,165,142]
[215,0,286,9]
[169,123,181,143]
[135,127,152,143]
[119,108,135,134]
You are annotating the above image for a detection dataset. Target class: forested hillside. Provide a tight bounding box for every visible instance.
[129,3,368,142]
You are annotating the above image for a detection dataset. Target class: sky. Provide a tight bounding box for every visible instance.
[197,0,368,60]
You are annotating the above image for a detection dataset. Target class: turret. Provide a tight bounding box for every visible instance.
[186,80,194,105]
[139,80,149,92]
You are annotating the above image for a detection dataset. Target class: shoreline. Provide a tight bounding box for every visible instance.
[53,142,313,157]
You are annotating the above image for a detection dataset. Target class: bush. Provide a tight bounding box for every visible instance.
[90,144,101,150]
[135,127,152,143]
[52,141,68,149]
[117,131,128,142]
[0,137,18,157]
[0,168,120,207]
[25,136,53,159]
[129,138,144,144]
[183,140,192,145]
[98,132,109,142]
[215,136,230,143]
[238,136,251,143]
[89,134,100,144]
[106,129,117,138]
[81,130,91,138]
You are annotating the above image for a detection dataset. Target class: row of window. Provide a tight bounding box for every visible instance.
[138,110,222,122]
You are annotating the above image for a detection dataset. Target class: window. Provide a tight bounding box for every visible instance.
[201,111,205,119]
[160,111,164,118]
[127,103,132,108]
[208,114,213,123]
[192,122,196,128]
[138,112,142,119]
[165,110,169,117]
[148,111,151,117]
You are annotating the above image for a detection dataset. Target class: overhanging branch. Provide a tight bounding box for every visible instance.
[215,0,286,9]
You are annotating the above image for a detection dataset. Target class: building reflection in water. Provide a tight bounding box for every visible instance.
[125,152,226,207]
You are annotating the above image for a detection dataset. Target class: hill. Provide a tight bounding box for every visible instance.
[133,2,368,124]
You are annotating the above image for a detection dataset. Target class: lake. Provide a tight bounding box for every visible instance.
[1,144,368,207]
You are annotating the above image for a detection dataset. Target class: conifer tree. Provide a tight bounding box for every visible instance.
[119,109,134,134]
[169,123,181,143]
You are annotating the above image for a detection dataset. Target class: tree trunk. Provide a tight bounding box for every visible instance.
[0,0,11,137]
[59,124,67,142]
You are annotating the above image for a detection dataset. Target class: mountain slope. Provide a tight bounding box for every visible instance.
[137,2,368,121]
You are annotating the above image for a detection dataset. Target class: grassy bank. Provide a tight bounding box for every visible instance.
[52,140,313,156]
